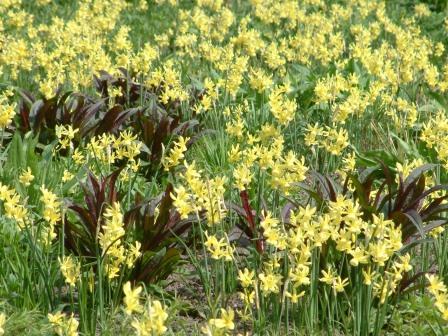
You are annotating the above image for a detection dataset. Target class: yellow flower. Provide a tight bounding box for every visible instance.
[397,254,412,272]
[123,281,143,315]
[55,125,78,150]
[150,300,169,334]
[19,167,34,186]
[233,164,253,191]
[259,271,282,295]
[238,268,255,288]
[40,186,61,245]
[40,186,61,225]
[430,226,445,239]
[65,314,79,336]
[414,3,430,17]
[126,241,142,268]
[200,324,214,336]
[48,312,79,336]
[332,276,349,293]
[0,97,16,129]
[349,247,369,267]
[209,308,235,330]
[425,274,448,321]
[269,85,297,126]
[39,79,56,100]
[72,149,85,165]
[320,266,336,285]
[442,305,448,321]
[0,183,28,228]
[48,312,65,336]
[0,313,5,336]
[362,267,375,286]
[285,289,305,303]
[62,170,74,182]
[239,290,255,306]
[426,274,447,294]
[170,186,193,219]
[228,144,242,163]
[99,202,126,279]
[59,255,80,287]
[368,242,389,266]
[131,299,168,335]
[289,264,310,287]
[249,67,273,93]
[204,232,234,261]
[163,136,189,171]
[305,123,323,147]
[322,126,349,156]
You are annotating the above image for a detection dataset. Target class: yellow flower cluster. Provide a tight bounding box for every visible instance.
[163,136,189,171]
[2,0,448,332]
[0,90,15,129]
[171,161,227,224]
[48,312,79,336]
[1,0,446,193]
[224,101,308,195]
[0,182,28,228]
[202,307,235,336]
[86,130,142,171]
[193,78,220,114]
[19,167,34,187]
[421,112,448,169]
[56,125,78,150]
[59,255,80,288]
[1,0,132,96]
[123,282,168,336]
[99,202,126,279]
[146,61,188,104]
[430,226,445,239]
[123,281,143,316]
[40,186,61,246]
[204,232,234,261]
[426,274,448,320]
[1,0,447,125]
[305,123,350,156]
[234,195,411,316]
[269,85,297,126]
[248,67,273,93]
[97,203,141,279]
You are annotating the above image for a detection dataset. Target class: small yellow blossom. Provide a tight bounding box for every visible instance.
[0,313,5,336]
[19,167,34,186]
[59,255,80,287]
[209,307,235,331]
[123,281,143,315]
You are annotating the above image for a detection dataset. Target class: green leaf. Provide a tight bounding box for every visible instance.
[403,210,425,239]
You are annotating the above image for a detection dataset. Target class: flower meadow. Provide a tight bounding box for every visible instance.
[2,0,448,335]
